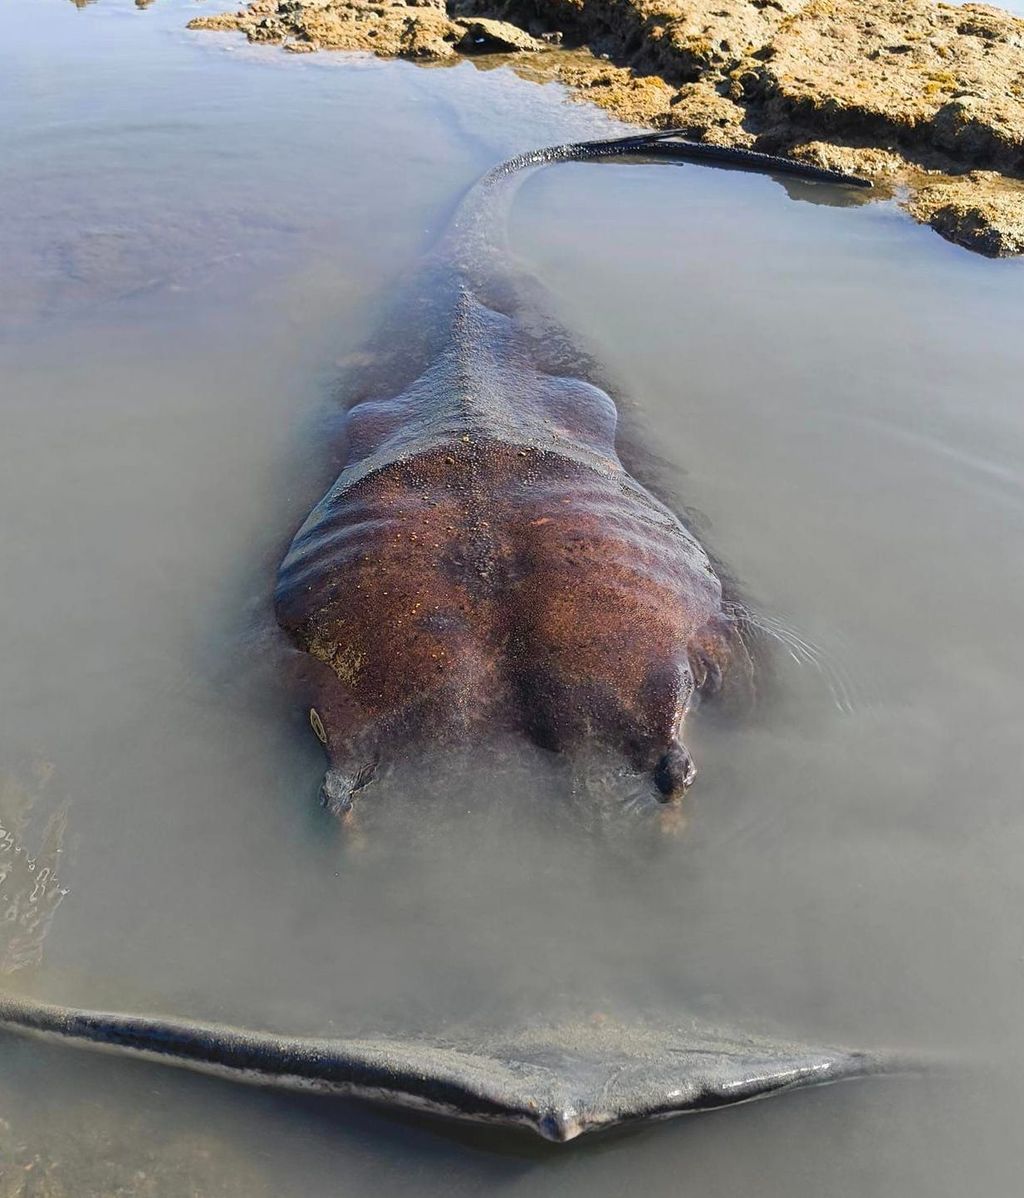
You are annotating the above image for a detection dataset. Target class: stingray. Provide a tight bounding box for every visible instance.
[0,133,893,1140]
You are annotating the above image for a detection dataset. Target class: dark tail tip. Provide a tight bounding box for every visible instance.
[574,129,873,190]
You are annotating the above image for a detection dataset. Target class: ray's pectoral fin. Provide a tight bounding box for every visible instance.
[0,994,900,1142]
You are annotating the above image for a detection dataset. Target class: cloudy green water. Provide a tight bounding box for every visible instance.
[2,0,1024,1193]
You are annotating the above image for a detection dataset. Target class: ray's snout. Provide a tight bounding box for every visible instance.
[653,742,697,798]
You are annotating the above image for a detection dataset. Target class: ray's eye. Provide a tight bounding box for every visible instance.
[309,708,328,745]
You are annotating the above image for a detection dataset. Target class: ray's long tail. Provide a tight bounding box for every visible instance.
[441,126,869,297]
[486,128,871,187]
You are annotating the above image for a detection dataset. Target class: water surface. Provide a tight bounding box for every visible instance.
[1,1,1023,1194]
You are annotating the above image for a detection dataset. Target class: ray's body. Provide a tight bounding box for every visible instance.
[0,136,881,1134]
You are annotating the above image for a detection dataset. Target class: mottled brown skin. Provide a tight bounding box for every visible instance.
[276,288,734,813]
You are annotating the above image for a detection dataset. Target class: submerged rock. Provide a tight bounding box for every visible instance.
[187,0,1024,256]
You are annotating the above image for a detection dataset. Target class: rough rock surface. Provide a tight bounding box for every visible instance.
[191,0,464,58]
[908,171,1024,255]
[188,0,1024,256]
[188,0,542,59]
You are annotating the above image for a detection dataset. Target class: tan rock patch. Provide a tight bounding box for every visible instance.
[908,171,1024,256]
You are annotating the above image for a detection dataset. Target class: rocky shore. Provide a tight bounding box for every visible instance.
[187,0,1024,256]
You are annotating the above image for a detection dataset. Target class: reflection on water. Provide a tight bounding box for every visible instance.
[0,1053,264,1198]
[0,760,68,976]
[2,0,1024,1194]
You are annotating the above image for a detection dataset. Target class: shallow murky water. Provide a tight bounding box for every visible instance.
[2,1,1024,1194]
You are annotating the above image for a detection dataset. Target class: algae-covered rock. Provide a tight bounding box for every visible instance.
[551,54,681,127]
[189,0,466,59]
[908,172,1024,257]
[665,81,753,147]
[737,0,1024,173]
